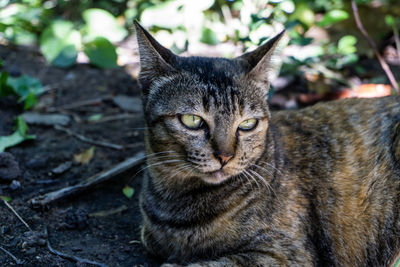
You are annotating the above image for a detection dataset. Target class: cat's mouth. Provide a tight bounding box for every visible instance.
[202,169,231,184]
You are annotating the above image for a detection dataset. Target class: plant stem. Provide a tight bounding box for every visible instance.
[392,22,400,61]
[351,0,399,93]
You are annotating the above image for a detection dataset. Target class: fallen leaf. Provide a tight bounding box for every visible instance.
[122,185,134,199]
[0,196,11,202]
[337,84,392,99]
[74,147,95,165]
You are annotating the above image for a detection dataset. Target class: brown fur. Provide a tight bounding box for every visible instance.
[134,22,400,266]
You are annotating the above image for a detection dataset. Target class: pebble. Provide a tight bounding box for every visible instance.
[112,94,142,112]
[52,161,72,174]
[9,180,21,190]
[22,112,71,127]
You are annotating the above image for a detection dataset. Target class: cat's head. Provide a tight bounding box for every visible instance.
[135,22,285,185]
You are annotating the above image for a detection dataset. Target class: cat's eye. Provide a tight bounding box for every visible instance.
[179,114,204,130]
[238,118,258,131]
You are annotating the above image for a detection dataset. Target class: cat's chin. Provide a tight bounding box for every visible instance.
[201,169,232,184]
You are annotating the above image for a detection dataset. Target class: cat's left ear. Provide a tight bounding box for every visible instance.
[236,30,286,87]
[134,21,177,89]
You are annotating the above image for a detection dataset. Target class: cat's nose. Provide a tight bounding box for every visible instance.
[214,153,234,166]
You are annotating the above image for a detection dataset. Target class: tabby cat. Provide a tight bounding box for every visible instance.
[134,21,400,266]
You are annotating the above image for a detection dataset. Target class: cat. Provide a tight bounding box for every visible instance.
[134,21,400,266]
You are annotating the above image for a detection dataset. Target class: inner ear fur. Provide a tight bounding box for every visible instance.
[134,21,177,87]
[236,30,286,85]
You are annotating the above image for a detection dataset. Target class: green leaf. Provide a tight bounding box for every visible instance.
[88,114,103,122]
[318,10,349,27]
[83,8,127,42]
[51,45,78,68]
[386,15,396,27]
[16,116,29,136]
[290,3,315,27]
[338,35,357,55]
[40,20,80,68]
[24,91,37,110]
[0,116,35,152]
[0,72,14,97]
[200,27,219,45]
[0,196,11,202]
[122,185,134,199]
[7,75,43,104]
[84,37,118,69]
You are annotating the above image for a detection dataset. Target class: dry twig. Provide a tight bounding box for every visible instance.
[3,200,31,231]
[89,205,128,217]
[88,113,141,124]
[0,245,23,265]
[46,96,112,112]
[54,125,124,150]
[29,151,145,206]
[45,227,108,267]
[351,0,399,93]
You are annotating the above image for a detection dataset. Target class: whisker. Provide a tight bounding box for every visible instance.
[257,160,282,175]
[146,150,179,158]
[251,164,274,177]
[133,159,185,178]
[243,169,261,190]
[248,169,276,197]
[163,164,191,180]
[239,172,254,191]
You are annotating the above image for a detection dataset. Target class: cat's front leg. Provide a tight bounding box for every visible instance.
[161,251,304,267]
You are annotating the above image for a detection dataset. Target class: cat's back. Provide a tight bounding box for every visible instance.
[272,96,400,164]
[271,95,400,185]
[271,95,400,266]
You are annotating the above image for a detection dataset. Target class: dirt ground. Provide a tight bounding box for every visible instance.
[1,40,399,267]
[0,44,159,267]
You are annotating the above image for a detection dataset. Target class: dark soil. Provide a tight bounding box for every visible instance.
[0,44,159,267]
[1,41,399,267]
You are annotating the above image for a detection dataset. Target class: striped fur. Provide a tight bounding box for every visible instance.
[134,22,400,266]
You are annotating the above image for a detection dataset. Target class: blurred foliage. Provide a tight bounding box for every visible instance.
[0,0,399,93]
[0,115,35,152]
[0,71,43,109]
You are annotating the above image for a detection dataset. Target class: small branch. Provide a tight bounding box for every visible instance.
[46,96,112,112]
[45,228,108,267]
[29,151,145,207]
[351,0,399,93]
[88,113,141,124]
[3,200,31,231]
[393,23,400,61]
[54,125,124,150]
[0,245,23,265]
[89,205,128,217]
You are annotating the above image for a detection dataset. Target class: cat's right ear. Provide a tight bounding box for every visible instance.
[134,21,177,88]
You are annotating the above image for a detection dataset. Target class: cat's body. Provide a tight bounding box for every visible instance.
[134,22,400,266]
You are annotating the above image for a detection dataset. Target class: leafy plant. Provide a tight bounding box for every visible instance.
[0,72,43,109]
[40,20,80,68]
[0,116,35,152]
[83,37,118,69]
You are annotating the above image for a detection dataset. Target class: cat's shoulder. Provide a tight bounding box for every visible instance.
[272,95,400,121]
